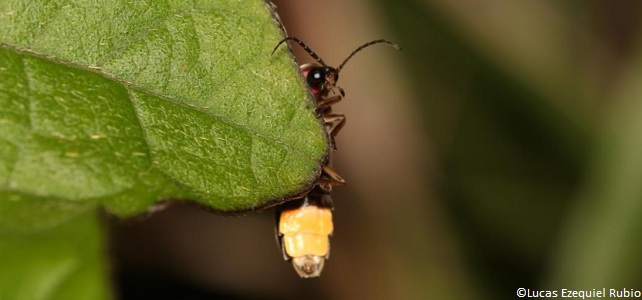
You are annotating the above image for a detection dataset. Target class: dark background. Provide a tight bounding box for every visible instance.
[113,1,642,299]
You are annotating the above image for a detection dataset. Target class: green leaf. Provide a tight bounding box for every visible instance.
[0,0,326,298]
[0,0,326,214]
[0,209,110,300]
[547,50,642,288]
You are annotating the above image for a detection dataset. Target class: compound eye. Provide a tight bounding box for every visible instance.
[306,68,326,90]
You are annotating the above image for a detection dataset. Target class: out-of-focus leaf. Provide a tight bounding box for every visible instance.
[548,46,642,288]
[0,209,110,300]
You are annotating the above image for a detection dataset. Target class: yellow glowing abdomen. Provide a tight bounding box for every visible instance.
[279,205,333,258]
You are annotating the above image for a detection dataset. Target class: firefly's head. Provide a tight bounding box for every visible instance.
[272,37,401,99]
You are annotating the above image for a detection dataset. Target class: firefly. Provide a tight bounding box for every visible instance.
[273,37,401,278]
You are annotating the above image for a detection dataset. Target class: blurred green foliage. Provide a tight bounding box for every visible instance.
[376,0,642,298]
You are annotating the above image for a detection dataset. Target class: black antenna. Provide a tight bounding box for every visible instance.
[271,37,326,66]
[337,39,401,73]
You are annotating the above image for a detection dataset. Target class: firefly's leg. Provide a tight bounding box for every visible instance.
[322,113,346,151]
[320,165,345,186]
[315,93,343,111]
[324,112,346,138]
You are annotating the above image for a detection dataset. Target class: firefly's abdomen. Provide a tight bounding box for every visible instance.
[278,198,333,278]
[279,205,333,257]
